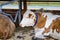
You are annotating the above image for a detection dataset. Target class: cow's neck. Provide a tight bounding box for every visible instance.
[35,14,43,28]
[35,13,47,28]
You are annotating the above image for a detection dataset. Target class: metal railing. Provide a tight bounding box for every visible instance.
[0,1,22,26]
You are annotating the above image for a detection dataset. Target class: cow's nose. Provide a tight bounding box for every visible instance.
[20,24,24,27]
[20,24,22,27]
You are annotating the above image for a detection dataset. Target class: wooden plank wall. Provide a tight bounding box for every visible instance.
[2,9,60,17]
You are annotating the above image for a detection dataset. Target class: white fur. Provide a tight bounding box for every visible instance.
[20,10,35,27]
[35,28,46,38]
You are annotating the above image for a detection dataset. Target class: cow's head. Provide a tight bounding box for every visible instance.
[20,10,47,28]
[20,10,36,27]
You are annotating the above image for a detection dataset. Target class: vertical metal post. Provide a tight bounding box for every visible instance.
[18,0,22,24]
[0,5,2,13]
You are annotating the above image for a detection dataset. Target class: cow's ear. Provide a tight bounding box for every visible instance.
[38,12,42,16]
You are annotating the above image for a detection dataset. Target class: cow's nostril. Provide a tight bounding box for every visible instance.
[20,24,22,27]
[20,24,24,27]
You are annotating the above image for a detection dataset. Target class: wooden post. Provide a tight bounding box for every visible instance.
[23,0,27,13]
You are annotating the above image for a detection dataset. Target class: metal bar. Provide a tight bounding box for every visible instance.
[14,11,18,23]
[0,0,59,1]
[4,13,14,22]
[0,2,10,13]
[0,2,14,21]
[18,0,22,24]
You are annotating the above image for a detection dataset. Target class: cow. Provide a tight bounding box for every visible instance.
[20,10,47,27]
[19,10,60,40]
[0,14,15,40]
[42,17,60,40]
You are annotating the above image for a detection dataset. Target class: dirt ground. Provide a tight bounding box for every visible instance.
[0,27,57,40]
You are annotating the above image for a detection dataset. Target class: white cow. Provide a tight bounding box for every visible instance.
[20,10,60,40]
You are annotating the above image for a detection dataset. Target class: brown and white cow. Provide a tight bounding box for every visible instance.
[19,10,60,40]
[0,14,15,40]
[42,17,60,39]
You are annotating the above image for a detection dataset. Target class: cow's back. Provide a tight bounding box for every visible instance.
[42,13,60,39]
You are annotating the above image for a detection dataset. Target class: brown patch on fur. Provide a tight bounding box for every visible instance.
[42,17,60,34]
[0,14,15,40]
[28,14,32,18]
[27,13,35,19]
[35,12,47,28]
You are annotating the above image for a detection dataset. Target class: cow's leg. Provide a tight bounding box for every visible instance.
[52,25,55,33]
[56,29,59,33]
[52,28,54,33]
[42,28,50,34]
[2,31,8,40]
